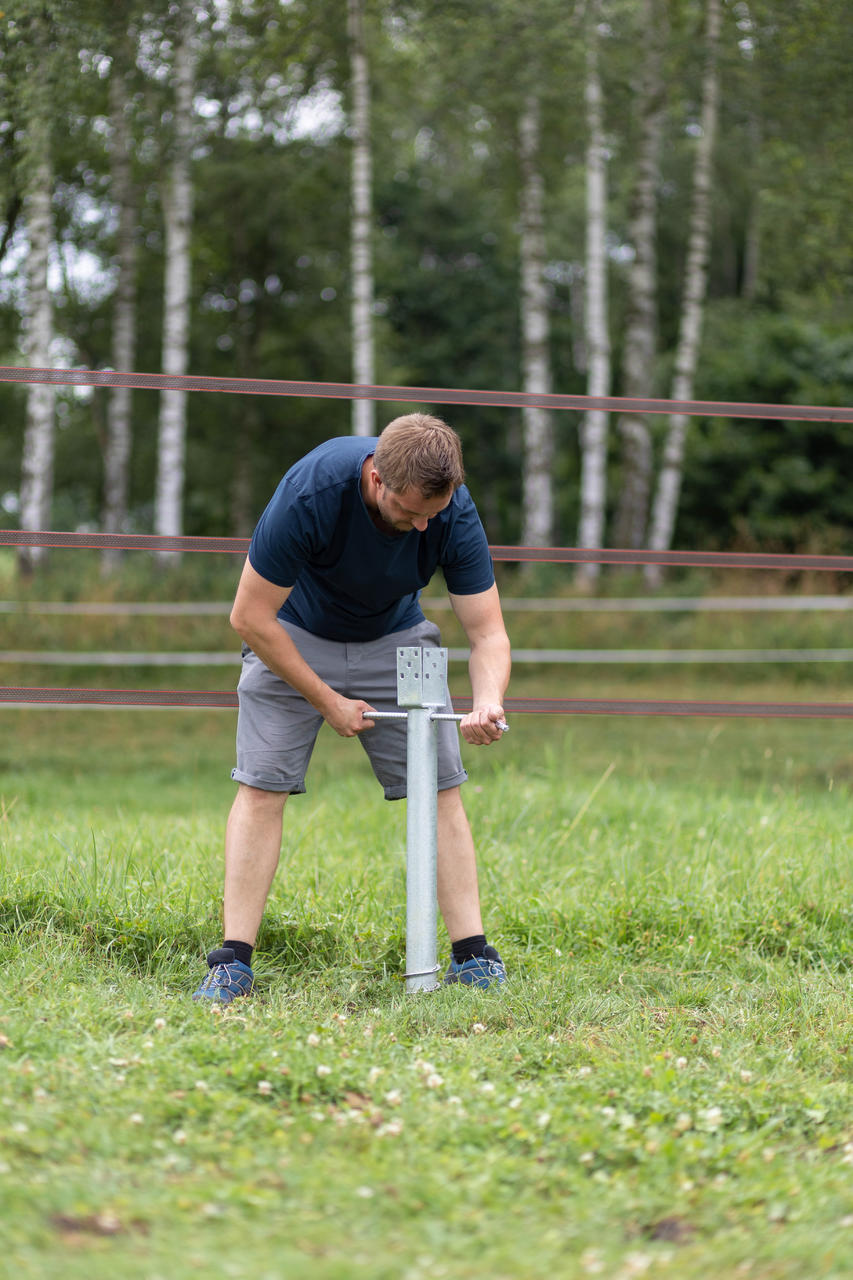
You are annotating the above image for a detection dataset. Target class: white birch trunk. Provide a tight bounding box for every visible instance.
[154,1,196,561]
[18,111,55,574]
[519,94,554,547]
[102,65,138,575]
[645,0,720,584]
[577,11,610,586]
[348,0,375,437]
[612,0,664,550]
[742,112,761,300]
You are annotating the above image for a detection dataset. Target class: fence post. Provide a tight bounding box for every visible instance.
[397,646,448,993]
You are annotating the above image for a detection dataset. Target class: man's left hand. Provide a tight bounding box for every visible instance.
[460,704,507,746]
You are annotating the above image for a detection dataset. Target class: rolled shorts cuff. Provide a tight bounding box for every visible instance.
[383,767,469,802]
[230,767,306,795]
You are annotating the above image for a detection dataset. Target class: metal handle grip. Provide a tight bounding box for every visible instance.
[365,710,508,732]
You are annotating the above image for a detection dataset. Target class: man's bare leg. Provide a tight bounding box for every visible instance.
[436,785,485,942]
[223,783,288,945]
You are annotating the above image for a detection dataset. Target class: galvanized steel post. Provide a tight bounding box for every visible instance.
[397,646,448,993]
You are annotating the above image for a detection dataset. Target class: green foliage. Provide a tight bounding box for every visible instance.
[676,303,853,551]
[0,0,851,553]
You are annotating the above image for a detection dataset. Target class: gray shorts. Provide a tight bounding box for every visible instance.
[231,618,468,800]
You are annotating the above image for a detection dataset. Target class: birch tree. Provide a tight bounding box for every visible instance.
[102,37,139,575]
[645,0,721,583]
[611,0,665,551]
[519,92,553,546]
[576,6,610,585]
[348,0,375,436]
[154,0,196,559]
[17,8,56,574]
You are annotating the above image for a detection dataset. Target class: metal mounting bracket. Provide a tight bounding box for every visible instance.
[396,646,448,708]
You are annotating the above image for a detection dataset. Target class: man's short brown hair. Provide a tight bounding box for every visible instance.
[372,413,465,498]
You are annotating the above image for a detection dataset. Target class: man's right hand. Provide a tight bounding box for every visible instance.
[324,693,376,738]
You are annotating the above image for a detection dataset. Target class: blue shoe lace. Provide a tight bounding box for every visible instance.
[193,948,254,1003]
[443,945,506,989]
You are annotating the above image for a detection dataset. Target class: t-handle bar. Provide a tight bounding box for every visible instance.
[365,710,509,732]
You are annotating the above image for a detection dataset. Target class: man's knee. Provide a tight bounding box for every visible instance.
[234,783,289,812]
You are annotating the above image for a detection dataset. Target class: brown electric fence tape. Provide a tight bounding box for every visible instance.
[3,530,853,572]
[3,366,851,717]
[1,364,852,423]
[1,688,851,719]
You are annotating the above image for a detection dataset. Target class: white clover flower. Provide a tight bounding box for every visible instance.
[674,1113,693,1133]
[153,1018,167,1030]
[128,1113,144,1125]
[414,1059,436,1075]
[355,1186,374,1198]
[195,1081,208,1092]
[622,1250,654,1276]
[377,1119,404,1137]
[367,1066,384,1084]
[384,1089,402,1107]
[537,1112,551,1128]
[601,1106,616,1120]
[480,1081,495,1095]
[675,1057,688,1070]
[508,1096,523,1110]
[257,1080,273,1095]
[306,1033,321,1047]
[425,1073,444,1089]
[711,1046,722,1058]
[579,1151,594,1164]
[579,1248,605,1274]
[740,1069,753,1083]
[172,1129,187,1145]
[316,1064,332,1078]
[471,1023,486,1035]
[700,1105,723,1129]
[577,1066,592,1077]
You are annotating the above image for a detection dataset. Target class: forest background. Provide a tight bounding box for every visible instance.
[0,0,851,574]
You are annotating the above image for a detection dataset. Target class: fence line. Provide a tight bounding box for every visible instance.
[3,648,853,667]
[2,595,851,616]
[1,364,851,423]
[2,686,851,719]
[3,529,853,572]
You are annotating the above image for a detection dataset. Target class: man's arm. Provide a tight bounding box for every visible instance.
[448,583,511,746]
[230,558,375,737]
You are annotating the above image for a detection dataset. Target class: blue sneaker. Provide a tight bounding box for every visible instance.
[192,947,254,1004]
[443,945,506,989]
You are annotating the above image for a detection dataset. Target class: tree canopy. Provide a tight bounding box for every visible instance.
[0,0,850,555]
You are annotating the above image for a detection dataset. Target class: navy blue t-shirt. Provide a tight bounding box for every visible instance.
[248,436,495,642]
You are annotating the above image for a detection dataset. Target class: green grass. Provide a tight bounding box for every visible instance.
[1,699,852,1279]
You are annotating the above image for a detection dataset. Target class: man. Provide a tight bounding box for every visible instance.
[193,413,511,1003]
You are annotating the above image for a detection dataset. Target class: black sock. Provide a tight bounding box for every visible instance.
[452,934,488,964]
[224,939,254,968]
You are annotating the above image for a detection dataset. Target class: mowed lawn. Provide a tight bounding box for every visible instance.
[1,688,852,1279]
